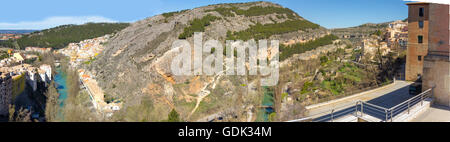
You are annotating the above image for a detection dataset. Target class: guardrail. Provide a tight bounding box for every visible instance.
[288,102,357,122]
[288,88,433,122]
[356,88,433,122]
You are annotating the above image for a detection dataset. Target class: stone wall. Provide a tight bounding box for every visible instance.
[422,3,450,107]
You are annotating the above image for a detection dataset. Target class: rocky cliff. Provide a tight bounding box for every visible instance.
[86,1,332,121]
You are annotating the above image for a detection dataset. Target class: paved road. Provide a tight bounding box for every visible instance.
[305,81,414,121]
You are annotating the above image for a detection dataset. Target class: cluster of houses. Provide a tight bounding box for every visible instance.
[1,52,28,67]
[25,47,52,54]
[58,35,121,115]
[0,50,44,67]
[0,34,21,41]
[383,20,408,49]
[58,34,111,67]
[0,63,52,118]
[0,48,53,119]
[362,20,408,61]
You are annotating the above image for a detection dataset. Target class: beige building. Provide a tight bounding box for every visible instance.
[406,2,450,106]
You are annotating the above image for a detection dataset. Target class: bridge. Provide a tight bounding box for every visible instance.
[287,81,434,122]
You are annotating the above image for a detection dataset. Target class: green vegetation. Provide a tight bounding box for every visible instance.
[321,80,344,95]
[300,81,313,94]
[167,109,181,122]
[162,11,178,18]
[0,50,9,60]
[12,74,26,100]
[371,29,383,37]
[227,19,320,41]
[236,6,296,18]
[205,7,237,17]
[9,23,129,49]
[162,9,188,18]
[83,57,96,65]
[178,14,220,39]
[206,6,297,18]
[279,34,338,61]
[281,92,288,100]
[320,62,364,95]
[0,40,15,48]
[338,62,364,84]
[320,56,328,66]
[268,112,277,122]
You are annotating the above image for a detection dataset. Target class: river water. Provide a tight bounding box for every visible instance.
[256,87,274,122]
[54,68,68,107]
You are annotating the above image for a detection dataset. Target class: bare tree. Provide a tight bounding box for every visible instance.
[45,82,59,122]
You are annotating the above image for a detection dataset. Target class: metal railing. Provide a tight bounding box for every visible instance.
[355,88,433,122]
[287,102,358,122]
[287,88,433,122]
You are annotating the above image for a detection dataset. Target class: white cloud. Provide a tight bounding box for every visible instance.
[0,16,118,30]
[404,0,450,5]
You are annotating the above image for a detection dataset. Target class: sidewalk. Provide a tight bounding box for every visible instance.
[412,105,450,122]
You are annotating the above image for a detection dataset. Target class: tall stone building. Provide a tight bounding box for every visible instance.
[405,2,430,81]
[0,72,13,117]
[406,2,450,106]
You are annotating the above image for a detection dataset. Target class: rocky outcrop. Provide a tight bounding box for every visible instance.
[87,1,330,121]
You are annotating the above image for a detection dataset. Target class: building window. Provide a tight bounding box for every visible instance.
[418,56,422,61]
[418,35,423,44]
[419,21,424,28]
[419,7,424,17]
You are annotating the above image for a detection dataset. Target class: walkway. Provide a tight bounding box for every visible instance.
[306,81,413,118]
[412,105,450,122]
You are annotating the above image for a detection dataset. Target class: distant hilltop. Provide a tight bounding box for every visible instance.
[0,30,38,34]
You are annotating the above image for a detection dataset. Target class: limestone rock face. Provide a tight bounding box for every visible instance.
[87,1,328,121]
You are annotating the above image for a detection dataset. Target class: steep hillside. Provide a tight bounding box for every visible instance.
[2,23,129,49]
[87,1,333,121]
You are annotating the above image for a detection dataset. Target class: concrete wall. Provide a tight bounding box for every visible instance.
[406,3,430,81]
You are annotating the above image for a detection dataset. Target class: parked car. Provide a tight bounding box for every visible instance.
[409,76,422,95]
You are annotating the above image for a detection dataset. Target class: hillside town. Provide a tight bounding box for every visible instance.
[58,34,110,67]
[57,34,122,116]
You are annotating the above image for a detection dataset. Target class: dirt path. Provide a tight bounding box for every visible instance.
[187,70,226,120]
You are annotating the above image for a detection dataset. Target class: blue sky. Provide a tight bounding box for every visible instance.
[0,0,411,30]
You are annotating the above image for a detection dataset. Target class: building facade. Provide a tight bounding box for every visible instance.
[0,72,13,117]
[422,3,450,107]
[407,2,450,106]
[406,2,430,81]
